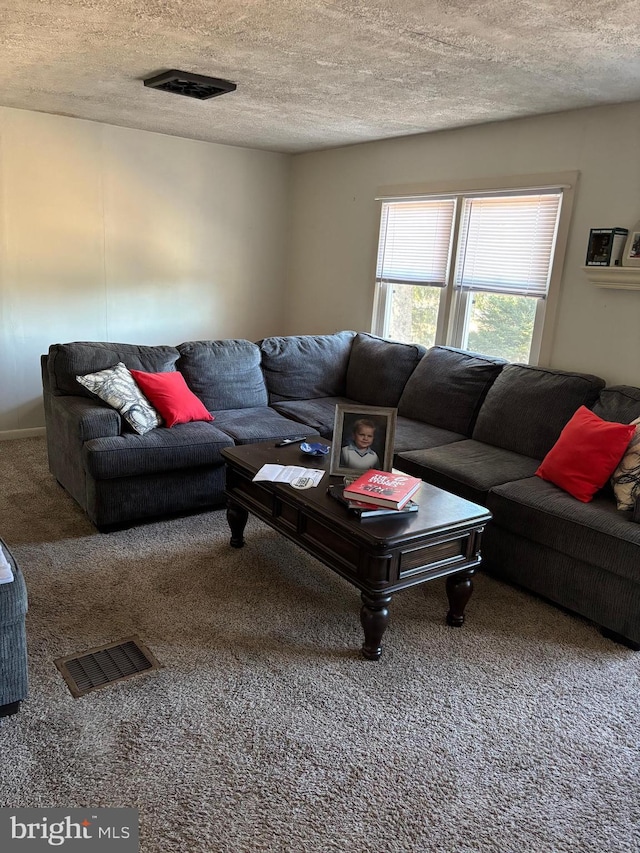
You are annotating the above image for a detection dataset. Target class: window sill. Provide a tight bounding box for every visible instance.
[582,266,640,289]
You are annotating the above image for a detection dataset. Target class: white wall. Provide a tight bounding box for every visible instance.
[3,101,640,436]
[0,108,290,434]
[286,102,640,386]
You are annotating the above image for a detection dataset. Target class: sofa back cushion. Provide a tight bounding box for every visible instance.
[259,331,355,402]
[345,333,426,408]
[47,342,180,397]
[592,385,640,423]
[177,340,267,410]
[398,346,505,435]
[472,363,606,459]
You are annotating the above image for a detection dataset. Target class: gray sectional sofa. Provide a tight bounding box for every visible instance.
[41,331,640,648]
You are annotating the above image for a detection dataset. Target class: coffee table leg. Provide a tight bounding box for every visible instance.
[446,569,475,627]
[360,593,393,660]
[227,500,249,548]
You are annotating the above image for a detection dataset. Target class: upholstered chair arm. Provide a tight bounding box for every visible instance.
[51,395,122,441]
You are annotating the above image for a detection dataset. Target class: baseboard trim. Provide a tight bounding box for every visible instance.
[0,427,46,441]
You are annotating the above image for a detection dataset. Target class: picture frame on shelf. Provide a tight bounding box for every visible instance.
[329,404,397,477]
[622,228,640,268]
[585,227,628,267]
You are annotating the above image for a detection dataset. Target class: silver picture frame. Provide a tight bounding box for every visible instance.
[329,403,397,477]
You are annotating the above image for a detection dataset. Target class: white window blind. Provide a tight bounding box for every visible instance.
[455,192,562,298]
[376,198,456,287]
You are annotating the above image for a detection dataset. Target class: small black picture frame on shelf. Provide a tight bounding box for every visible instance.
[585,227,628,267]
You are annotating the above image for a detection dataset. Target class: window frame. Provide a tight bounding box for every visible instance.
[371,172,578,365]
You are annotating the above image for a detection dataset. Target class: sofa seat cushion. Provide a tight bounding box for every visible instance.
[472,363,605,460]
[393,416,466,453]
[177,340,268,410]
[345,333,426,407]
[259,332,355,402]
[270,397,353,438]
[487,476,640,583]
[395,439,540,504]
[48,342,180,397]
[211,407,321,445]
[398,346,505,434]
[83,422,234,480]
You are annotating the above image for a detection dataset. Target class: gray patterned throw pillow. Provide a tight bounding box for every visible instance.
[76,362,162,435]
[611,415,640,511]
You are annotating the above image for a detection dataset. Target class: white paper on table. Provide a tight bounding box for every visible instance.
[253,464,325,487]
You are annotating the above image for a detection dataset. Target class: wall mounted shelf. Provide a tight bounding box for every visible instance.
[582,266,640,290]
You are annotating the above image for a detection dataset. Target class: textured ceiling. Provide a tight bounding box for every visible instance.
[2,1,640,153]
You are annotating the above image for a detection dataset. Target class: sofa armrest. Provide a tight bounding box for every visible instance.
[0,539,28,713]
[54,395,122,441]
[43,394,122,509]
[632,495,640,524]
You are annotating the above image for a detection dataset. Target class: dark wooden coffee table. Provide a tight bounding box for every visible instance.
[222,440,492,659]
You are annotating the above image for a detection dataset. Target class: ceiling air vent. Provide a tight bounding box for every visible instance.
[144,70,237,100]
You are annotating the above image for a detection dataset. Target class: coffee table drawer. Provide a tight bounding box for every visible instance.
[227,474,276,516]
[298,514,365,580]
[398,532,475,581]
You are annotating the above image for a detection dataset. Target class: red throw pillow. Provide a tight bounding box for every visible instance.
[535,405,635,502]
[130,370,214,428]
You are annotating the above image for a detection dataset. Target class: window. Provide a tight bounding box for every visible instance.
[375,198,455,349]
[372,175,576,364]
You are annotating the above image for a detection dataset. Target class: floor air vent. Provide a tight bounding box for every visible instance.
[55,636,161,698]
[143,70,237,100]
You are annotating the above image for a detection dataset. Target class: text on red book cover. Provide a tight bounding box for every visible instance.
[366,474,408,486]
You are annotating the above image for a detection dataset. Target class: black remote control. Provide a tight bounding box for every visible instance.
[275,436,307,447]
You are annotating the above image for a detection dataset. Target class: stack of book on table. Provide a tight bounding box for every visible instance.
[329,470,422,519]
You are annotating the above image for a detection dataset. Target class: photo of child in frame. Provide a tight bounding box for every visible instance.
[340,417,383,471]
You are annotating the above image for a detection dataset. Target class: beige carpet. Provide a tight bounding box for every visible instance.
[1,437,639,852]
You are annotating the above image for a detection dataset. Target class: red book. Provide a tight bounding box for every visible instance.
[343,470,422,510]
